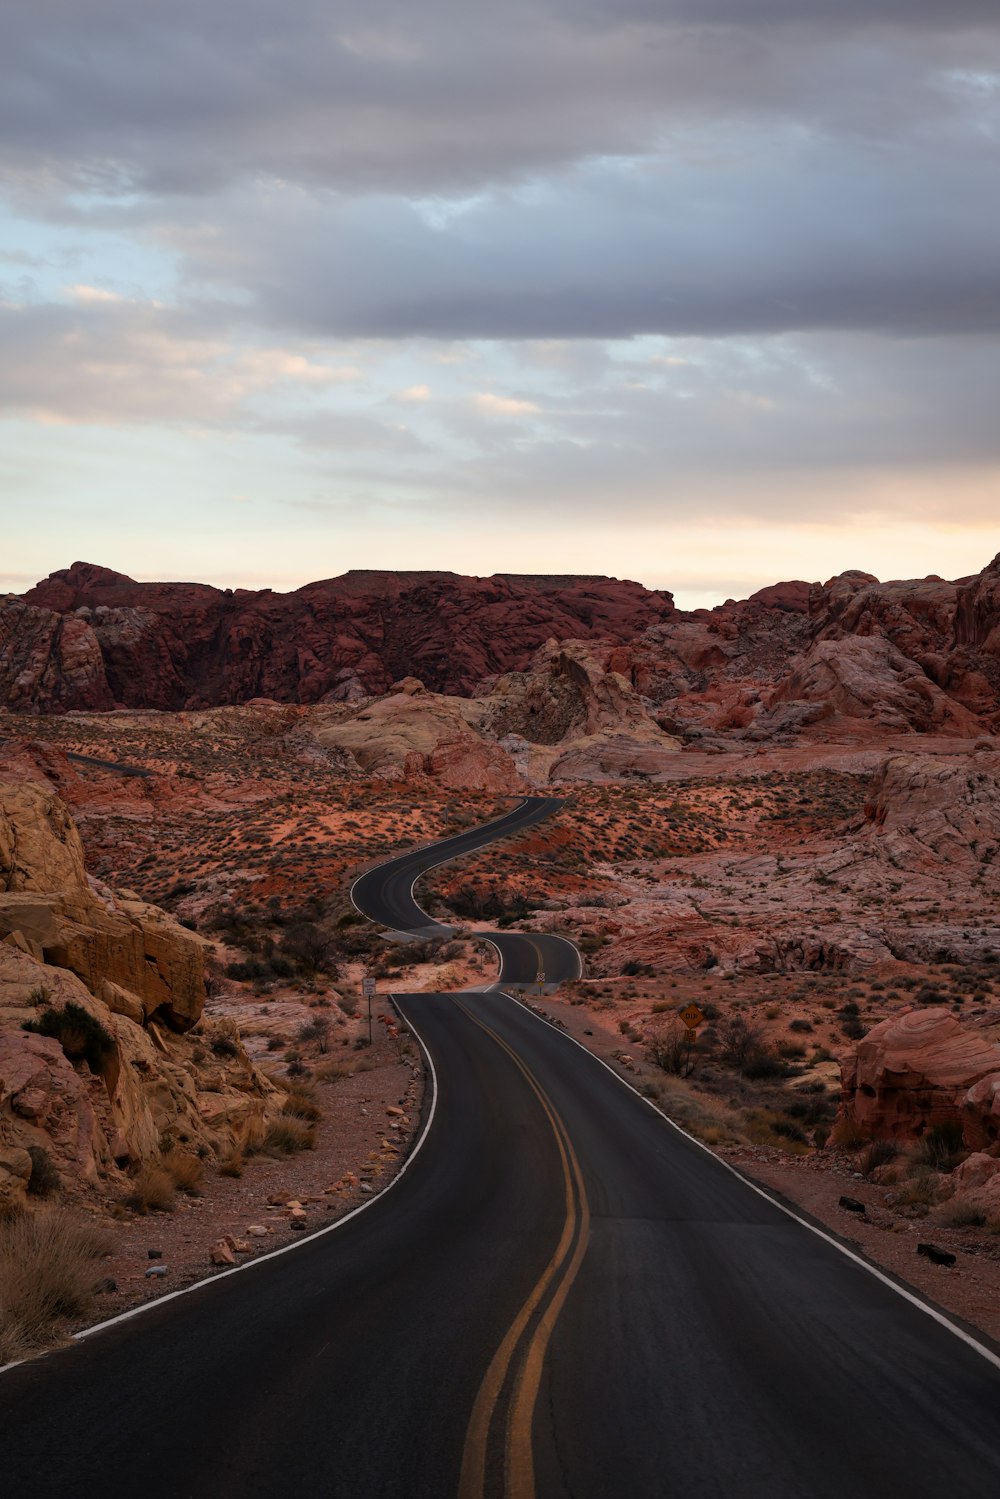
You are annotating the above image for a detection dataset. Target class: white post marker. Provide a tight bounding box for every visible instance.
[362,975,376,1043]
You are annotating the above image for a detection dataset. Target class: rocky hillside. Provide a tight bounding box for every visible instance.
[0,562,676,711]
[4,557,1000,742]
[0,780,278,1209]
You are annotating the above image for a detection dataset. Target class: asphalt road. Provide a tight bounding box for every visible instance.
[5,991,1000,1497]
[351,795,581,987]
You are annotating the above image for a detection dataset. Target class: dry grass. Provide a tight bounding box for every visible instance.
[122,1164,176,1215]
[262,1118,315,1154]
[314,1060,355,1082]
[282,1086,323,1123]
[160,1148,204,1196]
[935,1199,988,1229]
[0,1207,112,1364]
[217,1150,245,1178]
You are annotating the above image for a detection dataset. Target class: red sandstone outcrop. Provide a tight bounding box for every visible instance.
[6,555,1000,745]
[840,1007,1000,1141]
[1,562,675,712]
[861,751,1000,870]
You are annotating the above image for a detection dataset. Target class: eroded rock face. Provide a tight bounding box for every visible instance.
[840,1007,1000,1140]
[0,781,206,1030]
[0,785,280,1192]
[861,752,1000,872]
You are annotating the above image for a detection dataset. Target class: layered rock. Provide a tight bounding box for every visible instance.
[1,781,205,1030]
[0,780,279,1201]
[314,678,524,791]
[840,1007,1000,1141]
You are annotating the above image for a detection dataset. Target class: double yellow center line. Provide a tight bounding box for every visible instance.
[456,1001,591,1499]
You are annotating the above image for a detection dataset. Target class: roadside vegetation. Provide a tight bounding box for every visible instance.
[0,1207,113,1365]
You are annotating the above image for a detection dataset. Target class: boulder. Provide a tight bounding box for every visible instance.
[840,1007,1000,1140]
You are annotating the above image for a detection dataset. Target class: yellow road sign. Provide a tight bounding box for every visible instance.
[684,1028,698,1044]
[679,1004,704,1029]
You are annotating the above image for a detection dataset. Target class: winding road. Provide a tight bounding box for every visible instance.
[351,795,581,987]
[5,800,1000,1496]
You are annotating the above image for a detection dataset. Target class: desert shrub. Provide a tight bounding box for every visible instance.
[122,1164,176,1214]
[789,1018,813,1033]
[894,1168,940,1208]
[716,1013,764,1070]
[740,1049,789,1080]
[298,1016,332,1053]
[314,1060,354,1082]
[646,1018,696,1077]
[281,921,336,974]
[0,1208,112,1363]
[861,1139,899,1177]
[217,1151,245,1178]
[25,1146,61,1199]
[917,1121,966,1172]
[211,1036,239,1059]
[262,1118,315,1154]
[160,1148,203,1195]
[23,1003,115,1076]
[841,1016,868,1040]
[937,1200,987,1229]
[282,1087,323,1122]
[830,1115,869,1150]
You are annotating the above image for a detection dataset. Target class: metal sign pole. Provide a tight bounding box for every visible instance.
[362,975,376,1044]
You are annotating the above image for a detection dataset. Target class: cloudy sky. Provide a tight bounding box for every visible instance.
[1,1,998,607]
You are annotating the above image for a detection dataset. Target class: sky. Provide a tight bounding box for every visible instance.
[1,2,998,609]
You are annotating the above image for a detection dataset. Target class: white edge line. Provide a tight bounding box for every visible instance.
[0,1001,440,1375]
[494,989,1000,1375]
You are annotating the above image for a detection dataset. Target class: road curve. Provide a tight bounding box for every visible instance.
[5,990,1000,1497]
[351,795,581,988]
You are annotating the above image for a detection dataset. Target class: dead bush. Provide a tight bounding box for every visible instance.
[646,1016,696,1077]
[282,1087,323,1123]
[123,1164,176,1215]
[217,1151,245,1178]
[161,1148,204,1195]
[0,1208,112,1363]
[936,1200,988,1229]
[262,1118,315,1154]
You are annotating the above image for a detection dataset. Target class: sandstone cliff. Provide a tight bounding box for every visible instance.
[0,781,278,1208]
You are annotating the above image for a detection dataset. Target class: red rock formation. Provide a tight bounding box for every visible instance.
[3,563,676,712]
[840,1007,1000,1141]
[5,554,1000,736]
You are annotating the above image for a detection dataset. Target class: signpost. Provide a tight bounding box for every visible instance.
[362,975,376,1044]
[536,969,545,992]
[679,1003,704,1047]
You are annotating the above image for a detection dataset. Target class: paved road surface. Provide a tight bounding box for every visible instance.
[5,990,1000,1497]
[351,795,580,987]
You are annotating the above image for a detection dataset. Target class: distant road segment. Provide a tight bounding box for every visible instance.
[351,795,581,987]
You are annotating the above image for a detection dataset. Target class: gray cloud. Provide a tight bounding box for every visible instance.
[157,125,1000,341]
[1,2,998,199]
